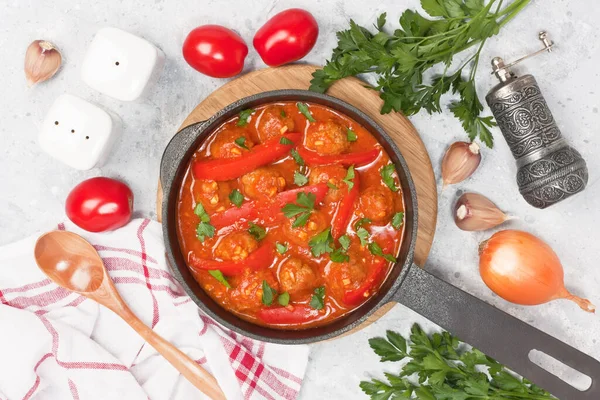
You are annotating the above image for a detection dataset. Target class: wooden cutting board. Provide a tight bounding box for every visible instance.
[156,64,438,328]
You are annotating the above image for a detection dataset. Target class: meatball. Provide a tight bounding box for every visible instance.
[359,185,395,224]
[324,260,367,300]
[257,106,295,143]
[229,269,279,312]
[215,231,258,262]
[210,127,254,159]
[305,119,350,155]
[278,258,318,295]
[309,165,347,202]
[240,167,286,201]
[283,211,329,246]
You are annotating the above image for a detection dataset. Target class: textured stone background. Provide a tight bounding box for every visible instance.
[1,0,598,398]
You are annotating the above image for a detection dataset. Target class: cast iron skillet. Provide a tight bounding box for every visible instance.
[161,90,600,399]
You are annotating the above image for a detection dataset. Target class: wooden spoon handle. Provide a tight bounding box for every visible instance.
[124,313,226,400]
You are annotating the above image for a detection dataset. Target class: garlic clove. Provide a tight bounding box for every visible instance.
[454,192,510,231]
[441,141,481,188]
[24,40,62,87]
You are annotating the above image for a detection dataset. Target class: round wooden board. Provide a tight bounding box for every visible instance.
[157,65,438,331]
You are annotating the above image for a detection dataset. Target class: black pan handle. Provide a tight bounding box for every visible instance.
[394,265,600,399]
[160,121,208,195]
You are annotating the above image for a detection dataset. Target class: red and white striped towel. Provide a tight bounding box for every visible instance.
[0,219,309,400]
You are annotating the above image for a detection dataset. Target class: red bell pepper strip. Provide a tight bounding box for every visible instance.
[193,133,302,181]
[342,258,387,306]
[187,242,274,275]
[296,146,380,167]
[211,183,328,229]
[257,305,322,325]
[331,172,360,239]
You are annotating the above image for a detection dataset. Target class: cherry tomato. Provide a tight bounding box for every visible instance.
[65,177,133,232]
[183,25,248,78]
[253,9,319,67]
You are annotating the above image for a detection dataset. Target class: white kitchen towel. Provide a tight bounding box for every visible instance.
[0,219,309,400]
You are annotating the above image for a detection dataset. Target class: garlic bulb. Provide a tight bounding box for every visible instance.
[454,193,511,231]
[441,142,481,188]
[24,40,62,87]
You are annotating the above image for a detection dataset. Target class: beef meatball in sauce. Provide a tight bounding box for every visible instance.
[278,258,318,296]
[305,119,350,155]
[214,231,258,262]
[256,106,295,143]
[210,127,254,159]
[308,165,347,202]
[359,185,395,224]
[240,167,286,201]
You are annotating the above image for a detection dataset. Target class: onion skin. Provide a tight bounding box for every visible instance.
[479,230,595,313]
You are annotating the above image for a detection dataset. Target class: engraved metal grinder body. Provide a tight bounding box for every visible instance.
[485,32,588,209]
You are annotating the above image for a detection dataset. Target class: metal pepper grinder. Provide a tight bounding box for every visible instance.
[485,32,588,209]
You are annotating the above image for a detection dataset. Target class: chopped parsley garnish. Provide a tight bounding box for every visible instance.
[208,270,231,288]
[356,227,369,246]
[236,109,255,127]
[368,242,397,263]
[294,171,309,186]
[392,212,404,230]
[280,109,287,118]
[290,148,305,166]
[248,222,267,241]
[194,203,215,242]
[330,248,350,263]
[355,218,371,229]
[338,234,351,250]
[279,137,294,145]
[381,164,399,192]
[343,165,355,190]
[229,189,244,208]
[308,228,333,257]
[262,280,277,306]
[310,286,326,310]
[278,292,290,306]
[347,128,358,142]
[296,102,316,122]
[276,242,288,254]
[282,192,316,228]
[327,182,338,190]
[235,136,249,150]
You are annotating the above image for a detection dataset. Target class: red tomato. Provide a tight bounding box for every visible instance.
[65,177,133,233]
[183,25,248,78]
[253,9,319,67]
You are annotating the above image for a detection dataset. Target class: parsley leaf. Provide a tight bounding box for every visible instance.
[261,280,277,306]
[235,137,249,150]
[330,248,350,263]
[392,212,404,230]
[310,286,325,310]
[276,242,288,254]
[279,137,293,145]
[248,222,266,241]
[361,323,554,400]
[290,149,305,166]
[294,171,308,186]
[368,242,396,262]
[282,192,315,228]
[339,234,351,250]
[380,164,399,192]
[347,128,357,142]
[343,165,355,190]
[208,270,231,288]
[229,189,244,208]
[356,227,369,246]
[296,192,315,209]
[194,203,215,242]
[278,292,290,306]
[309,228,333,257]
[280,109,287,118]
[292,213,311,228]
[327,182,338,190]
[296,102,316,122]
[355,218,371,229]
[307,0,525,147]
[236,109,255,127]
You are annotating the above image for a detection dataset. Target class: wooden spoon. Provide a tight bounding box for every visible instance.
[34,231,226,400]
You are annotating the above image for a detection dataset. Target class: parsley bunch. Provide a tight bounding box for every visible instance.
[310,0,531,147]
[361,324,554,399]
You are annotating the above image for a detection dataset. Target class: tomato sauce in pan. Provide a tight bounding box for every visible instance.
[176,102,405,329]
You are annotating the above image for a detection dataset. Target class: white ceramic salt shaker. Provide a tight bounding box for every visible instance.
[38,94,118,170]
[81,27,165,101]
